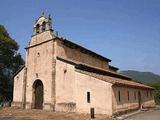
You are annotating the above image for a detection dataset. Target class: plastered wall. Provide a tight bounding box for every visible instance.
[13,68,25,103]
[55,59,76,111]
[75,71,113,115]
[25,38,54,109]
[55,59,113,115]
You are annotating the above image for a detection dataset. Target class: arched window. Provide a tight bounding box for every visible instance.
[36,24,40,33]
[42,22,46,32]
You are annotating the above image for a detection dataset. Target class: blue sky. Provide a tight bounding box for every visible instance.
[0,0,160,74]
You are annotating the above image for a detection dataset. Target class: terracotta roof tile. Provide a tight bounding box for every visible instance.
[57,56,154,89]
[76,69,154,90]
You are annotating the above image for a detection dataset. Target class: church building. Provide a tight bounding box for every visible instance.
[12,14,155,116]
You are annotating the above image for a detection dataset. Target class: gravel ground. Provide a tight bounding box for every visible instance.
[0,107,116,120]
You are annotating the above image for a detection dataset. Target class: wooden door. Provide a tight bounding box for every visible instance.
[34,80,43,109]
[138,91,141,108]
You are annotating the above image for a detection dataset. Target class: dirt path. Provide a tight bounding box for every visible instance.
[125,109,160,120]
[0,107,116,120]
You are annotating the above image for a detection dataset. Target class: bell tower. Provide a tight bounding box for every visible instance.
[33,13,53,35]
[24,13,56,110]
[29,13,55,47]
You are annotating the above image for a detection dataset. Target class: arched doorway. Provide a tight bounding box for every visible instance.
[33,80,44,109]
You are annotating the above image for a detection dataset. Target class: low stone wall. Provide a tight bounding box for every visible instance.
[113,107,139,116]
[142,100,156,108]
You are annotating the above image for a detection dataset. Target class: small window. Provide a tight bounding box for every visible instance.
[127,91,130,101]
[87,92,90,103]
[37,52,40,57]
[17,76,19,80]
[36,73,38,78]
[146,91,149,98]
[134,91,136,100]
[118,91,121,102]
[150,91,152,97]
[64,69,67,73]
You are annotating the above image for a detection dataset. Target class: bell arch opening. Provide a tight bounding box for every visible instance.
[32,80,44,109]
[36,24,40,33]
[42,22,46,32]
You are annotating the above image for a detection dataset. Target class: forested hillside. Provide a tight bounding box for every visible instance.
[120,70,160,84]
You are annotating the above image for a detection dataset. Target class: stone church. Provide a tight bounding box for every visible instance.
[12,14,155,116]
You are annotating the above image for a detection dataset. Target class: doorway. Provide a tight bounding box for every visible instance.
[138,91,141,108]
[33,80,44,109]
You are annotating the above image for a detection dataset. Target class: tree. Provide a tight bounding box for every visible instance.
[0,25,24,103]
[150,83,160,105]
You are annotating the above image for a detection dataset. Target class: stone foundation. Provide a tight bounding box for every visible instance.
[113,107,139,116]
[25,102,33,109]
[55,102,76,112]
[43,103,55,111]
[11,101,23,108]
[143,100,156,108]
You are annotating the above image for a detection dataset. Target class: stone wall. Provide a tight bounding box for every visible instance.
[140,90,155,108]
[56,40,109,70]
[30,31,54,46]
[112,86,155,114]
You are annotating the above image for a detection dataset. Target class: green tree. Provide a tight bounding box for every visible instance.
[150,83,160,105]
[0,25,24,103]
